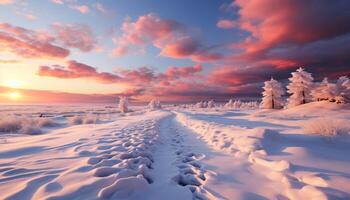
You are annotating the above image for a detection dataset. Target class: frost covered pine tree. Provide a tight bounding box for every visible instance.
[207,100,215,108]
[148,99,162,110]
[311,77,331,101]
[118,96,128,113]
[336,76,350,103]
[225,99,233,108]
[148,99,157,110]
[260,78,285,109]
[286,67,314,107]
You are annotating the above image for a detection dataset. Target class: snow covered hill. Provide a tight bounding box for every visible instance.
[0,102,349,199]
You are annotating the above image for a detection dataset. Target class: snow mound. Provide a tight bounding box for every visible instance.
[98,175,148,199]
[279,101,349,116]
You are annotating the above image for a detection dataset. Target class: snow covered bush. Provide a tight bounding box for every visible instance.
[241,101,259,109]
[224,99,258,110]
[260,78,285,109]
[0,116,58,135]
[148,99,162,110]
[303,118,350,137]
[119,96,129,113]
[287,67,314,107]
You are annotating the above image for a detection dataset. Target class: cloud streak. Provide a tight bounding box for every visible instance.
[0,23,69,59]
[51,23,97,52]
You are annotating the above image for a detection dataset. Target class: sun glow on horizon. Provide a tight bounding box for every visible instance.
[7,91,22,101]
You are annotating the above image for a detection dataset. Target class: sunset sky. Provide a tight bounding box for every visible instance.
[0,0,349,103]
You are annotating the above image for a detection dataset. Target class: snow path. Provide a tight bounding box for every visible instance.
[144,114,192,199]
[169,112,289,199]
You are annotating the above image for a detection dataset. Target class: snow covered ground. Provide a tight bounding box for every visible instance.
[0,102,349,199]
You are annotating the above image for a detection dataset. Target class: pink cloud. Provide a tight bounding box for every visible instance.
[160,37,199,58]
[38,60,122,84]
[95,3,109,15]
[50,0,63,4]
[217,19,236,29]
[70,5,89,14]
[112,46,128,57]
[161,64,202,79]
[37,60,207,101]
[0,23,69,59]
[219,0,350,84]
[113,13,223,62]
[51,23,97,52]
[232,0,350,54]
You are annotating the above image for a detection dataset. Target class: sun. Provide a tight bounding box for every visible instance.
[8,92,22,100]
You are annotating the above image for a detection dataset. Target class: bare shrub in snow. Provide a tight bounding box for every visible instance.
[83,115,99,124]
[287,67,314,108]
[0,117,22,133]
[118,96,129,113]
[260,78,285,109]
[37,118,60,128]
[0,116,58,135]
[303,118,350,137]
[69,115,99,125]
[69,115,83,125]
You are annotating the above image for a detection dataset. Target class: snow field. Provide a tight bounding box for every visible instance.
[174,105,350,199]
[0,102,349,199]
[0,111,167,200]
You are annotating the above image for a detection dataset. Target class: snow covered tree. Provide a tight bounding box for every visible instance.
[196,101,204,108]
[207,100,215,108]
[260,78,285,109]
[335,76,350,103]
[287,67,314,107]
[311,77,331,101]
[225,99,233,108]
[202,101,208,108]
[118,96,128,113]
[148,99,162,110]
[232,100,242,109]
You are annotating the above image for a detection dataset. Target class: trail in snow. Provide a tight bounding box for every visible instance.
[170,112,290,199]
